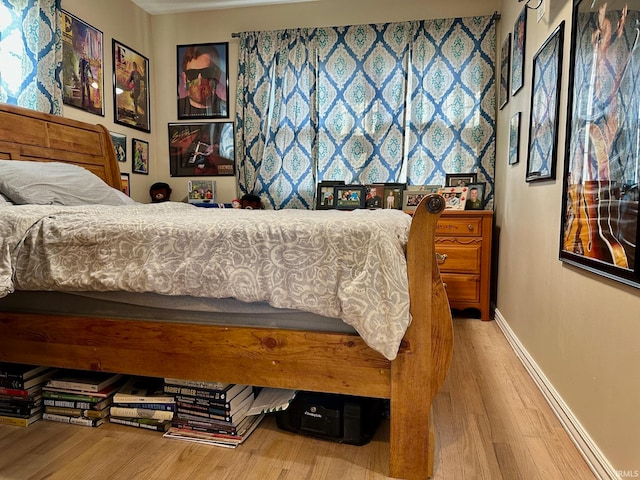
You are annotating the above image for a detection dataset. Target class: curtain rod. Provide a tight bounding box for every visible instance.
[232,32,241,38]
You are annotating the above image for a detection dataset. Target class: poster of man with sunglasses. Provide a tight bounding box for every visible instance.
[177,43,229,119]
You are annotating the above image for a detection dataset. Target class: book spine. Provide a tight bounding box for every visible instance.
[0,387,32,397]
[42,413,102,427]
[0,405,40,416]
[42,391,105,403]
[0,415,32,426]
[45,406,83,417]
[176,406,230,422]
[109,417,167,432]
[163,378,228,390]
[176,401,231,416]
[113,402,175,411]
[175,395,231,410]
[109,407,173,421]
[0,378,26,389]
[163,385,227,400]
[44,399,94,410]
[45,381,100,393]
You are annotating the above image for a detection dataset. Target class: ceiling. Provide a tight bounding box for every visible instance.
[131,0,317,15]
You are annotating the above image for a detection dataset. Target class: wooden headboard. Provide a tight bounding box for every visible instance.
[0,103,121,189]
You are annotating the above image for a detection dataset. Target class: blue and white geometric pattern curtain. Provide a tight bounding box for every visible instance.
[0,0,63,114]
[236,16,495,209]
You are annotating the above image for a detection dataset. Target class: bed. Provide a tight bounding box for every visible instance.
[0,103,453,480]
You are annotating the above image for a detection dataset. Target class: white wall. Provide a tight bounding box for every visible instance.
[494,0,640,474]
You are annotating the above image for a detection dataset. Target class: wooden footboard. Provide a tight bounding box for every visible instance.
[0,103,454,479]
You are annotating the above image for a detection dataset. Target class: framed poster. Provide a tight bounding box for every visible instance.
[509,112,521,165]
[120,173,130,196]
[499,33,511,110]
[110,132,127,163]
[526,22,564,182]
[132,138,149,175]
[177,43,229,119]
[168,122,235,176]
[511,6,527,96]
[61,10,104,116]
[560,0,640,287]
[113,39,150,132]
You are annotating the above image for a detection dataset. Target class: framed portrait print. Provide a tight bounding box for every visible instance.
[465,183,486,210]
[365,184,385,209]
[61,10,104,116]
[560,0,640,288]
[402,185,440,213]
[335,185,365,209]
[110,132,127,163]
[113,39,150,132]
[511,7,527,96]
[120,173,130,196]
[509,112,521,165]
[445,173,477,187]
[168,122,235,176]
[440,186,467,211]
[499,33,511,110]
[132,138,149,175]
[383,183,405,210]
[316,181,344,209]
[527,22,564,182]
[177,43,229,119]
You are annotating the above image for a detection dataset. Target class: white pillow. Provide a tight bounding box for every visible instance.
[0,160,136,206]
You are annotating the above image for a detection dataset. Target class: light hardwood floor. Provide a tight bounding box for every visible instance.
[0,317,596,480]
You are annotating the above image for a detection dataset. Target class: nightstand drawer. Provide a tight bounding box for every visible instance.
[441,274,480,302]
[436,217,483,237]
[435,243,482,274]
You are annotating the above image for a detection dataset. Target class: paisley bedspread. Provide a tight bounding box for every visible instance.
[0,203,413,360]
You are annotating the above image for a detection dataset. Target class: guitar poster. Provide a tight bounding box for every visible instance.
[560,0,640,287]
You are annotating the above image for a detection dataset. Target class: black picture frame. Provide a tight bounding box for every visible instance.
[168,122,235,177]
[110,132,127,163]
[445,173,477,187]
[177,42,229,119]
[526,22,564,183]
[131,138,149,175]
[315,181,344,209]
[402,185,441,212]
[465,182,486,210]
[365,184,385,209]
[511,6,527,96]
[335,185,365,210]
[509,112,521,165]
[61,10,104,116]
[559,0,640,288]
[383,183,405,210]
[120,172,130,196]
[499,33,511,110]
[113,39,151,132]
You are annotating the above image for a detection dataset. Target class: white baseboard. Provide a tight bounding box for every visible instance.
[493,309,619,480]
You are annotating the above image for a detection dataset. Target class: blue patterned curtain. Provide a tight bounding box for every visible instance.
[0,0,63,114]
[236,16,495,209]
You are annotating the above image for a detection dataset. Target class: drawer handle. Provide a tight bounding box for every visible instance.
[467,224,474,231]
[436,252,447,264]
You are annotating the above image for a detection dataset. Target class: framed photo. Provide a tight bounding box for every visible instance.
[383,183,405,210]
[316,181,344,209]
[188,179,216,204]
[499,33,511,110]
[402,185,440,212]
[527,22,564,183]
[365,184,385,209]
[177,43,229,119]
[61,10,104,116]
[509,112,521,165]
[335,185,365,210]
[511,6,527,96]
[119,173,130,196]
[465,183,486,210]
[560,0,640,287]
[445,173,477,187]
[110,132,127,163]
[113,39,150,132]
[168,122,235,176]
[440,186,467,210]
[132,138,149,175]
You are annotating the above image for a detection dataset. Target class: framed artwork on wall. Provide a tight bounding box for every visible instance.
[511,6,527,96]
[113,39,150,133]
[559,0,640,288]
[177,42,229,119]
[132,138,149,175]
[61,10,104,116]
[526,22,564,182]
[110,132,127,163]
[499,33,511,110]
[120,173,130,196]
[509,112,521,165]
[168,122,235,176]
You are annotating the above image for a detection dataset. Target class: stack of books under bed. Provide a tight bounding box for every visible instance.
[0,363,58,427]
[108,376,175,432]
[162,377,264,448]
[42,371,124,427]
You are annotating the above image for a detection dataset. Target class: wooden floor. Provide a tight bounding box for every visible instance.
[0,317,596,480]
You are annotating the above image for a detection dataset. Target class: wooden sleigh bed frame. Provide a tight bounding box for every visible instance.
[0,103,453,480]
